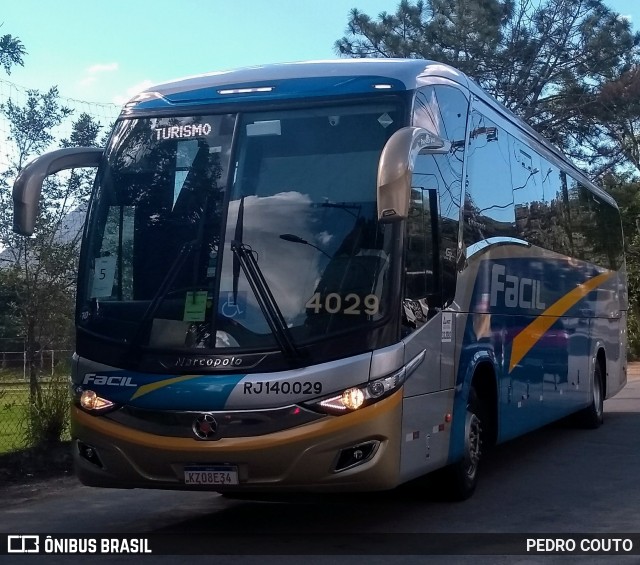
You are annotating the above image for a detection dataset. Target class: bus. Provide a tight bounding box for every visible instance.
[13,59,627,500]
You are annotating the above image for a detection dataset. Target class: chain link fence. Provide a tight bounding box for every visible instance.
[0,79,119,455]
[0,349,73,454]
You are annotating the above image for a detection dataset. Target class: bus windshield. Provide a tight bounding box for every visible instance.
[78,102,403,355]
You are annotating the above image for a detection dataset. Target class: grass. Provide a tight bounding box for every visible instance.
[0,379,72,454]
[0,385,28,454]
[0,370,28,383]
[0,381,74,483]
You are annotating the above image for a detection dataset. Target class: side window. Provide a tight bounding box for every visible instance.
[464,110,516,248]
[405,187,436,301]
[567,179,624,269]
[93,206,135,300]
[511,136,542,246]
[540,161,573,256]
[511,142,573,255]
[597,201,624,270]
[567,178,587,261]
[411,85,467,309]
[434,85,466,304]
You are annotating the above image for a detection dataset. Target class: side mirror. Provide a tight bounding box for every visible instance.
[13,147,103,236]
[377,127,451,223]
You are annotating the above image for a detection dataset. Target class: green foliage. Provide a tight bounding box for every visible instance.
[0,270,23,349]
[338,1,640,358]
[336,0,640,176]
[22,378,70,447]
[0,33,26,75]
[0,90,102,399]
[2,87,72,169]
[601,176,640,358]
[627,307,640,361]
[581,67,640,176]
[625,231,640,360]
[0,393,25,453]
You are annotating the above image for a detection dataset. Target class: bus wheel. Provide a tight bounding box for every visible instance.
[575,362,604,429]
[437,387,483,501]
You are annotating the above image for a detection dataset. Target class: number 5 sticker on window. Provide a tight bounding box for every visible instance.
[91,256,117,298]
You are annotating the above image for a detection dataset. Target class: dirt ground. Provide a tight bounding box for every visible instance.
[0,440,74,503]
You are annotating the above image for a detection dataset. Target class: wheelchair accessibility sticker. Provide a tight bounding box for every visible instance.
[220,291,246,319]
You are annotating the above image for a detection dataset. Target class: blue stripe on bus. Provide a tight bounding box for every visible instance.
[448,256,616,462]
[81,371,246,411]
[133,76,408,109]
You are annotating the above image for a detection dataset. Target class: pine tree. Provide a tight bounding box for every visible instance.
[336,0,640,174]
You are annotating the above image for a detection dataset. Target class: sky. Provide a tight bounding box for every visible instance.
[1,0,639,107]
[0,0,392,106]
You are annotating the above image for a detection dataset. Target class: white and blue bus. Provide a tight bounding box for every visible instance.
[13,59,627,499]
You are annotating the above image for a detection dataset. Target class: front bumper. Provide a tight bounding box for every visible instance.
[71,390,402,492]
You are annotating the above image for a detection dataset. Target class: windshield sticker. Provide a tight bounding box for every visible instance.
[155,123,212,141]
[183,291,208,322]
[220,291,246,319]
[378,113,393,128]
[246,120,281,137]
[206,251,218,278]
[441,312,453,343]
[91,256,117,298]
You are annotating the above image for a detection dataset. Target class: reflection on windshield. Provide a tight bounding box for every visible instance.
[218,104,402,349]
[79,102,402,354]
[222,193,388,337]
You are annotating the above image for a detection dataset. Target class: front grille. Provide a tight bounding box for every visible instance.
[104,404,324,438]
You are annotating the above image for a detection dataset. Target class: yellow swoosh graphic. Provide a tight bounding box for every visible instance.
[509,271,614,373]
[130,375,201,400]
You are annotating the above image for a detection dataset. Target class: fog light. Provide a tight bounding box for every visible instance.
[334,441,379,472]
[77,441,103,468]
[341,388,365,410]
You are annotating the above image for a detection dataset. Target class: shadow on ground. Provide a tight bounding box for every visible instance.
[0,440,72,486]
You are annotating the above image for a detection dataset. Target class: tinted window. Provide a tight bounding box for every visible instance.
[410,85,467,307]
[513,150,573,256]
[464,111,516,247]
[567,179,624,269]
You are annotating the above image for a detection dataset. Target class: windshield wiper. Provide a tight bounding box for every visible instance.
[130,239,196,347]
[230,240,300,361]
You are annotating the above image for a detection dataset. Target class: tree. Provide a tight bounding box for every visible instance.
[0,27,26,75]
[335,0,640,175]
[600,174,640,358]
[575,66,640,177]
[337,0,640,358]
[0,89,101,401]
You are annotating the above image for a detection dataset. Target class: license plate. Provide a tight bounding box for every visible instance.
[184,465,238,485]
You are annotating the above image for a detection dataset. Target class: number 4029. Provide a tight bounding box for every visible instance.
[305,293,380,315]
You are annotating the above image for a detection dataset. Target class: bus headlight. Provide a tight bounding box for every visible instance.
[305,368,405,416]
[73,386,117,413]
[342,387,366,410]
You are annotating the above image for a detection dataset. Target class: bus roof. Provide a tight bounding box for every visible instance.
[125,59,469,110]
[123,58,615,208]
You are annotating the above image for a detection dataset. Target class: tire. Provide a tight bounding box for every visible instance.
[436,387,483,501]
[575,362,604,429]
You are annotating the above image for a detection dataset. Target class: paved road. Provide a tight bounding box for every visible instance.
[2,367,640,563]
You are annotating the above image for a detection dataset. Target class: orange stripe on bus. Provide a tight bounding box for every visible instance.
[508,271,614,373]
[130,375,201,400]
